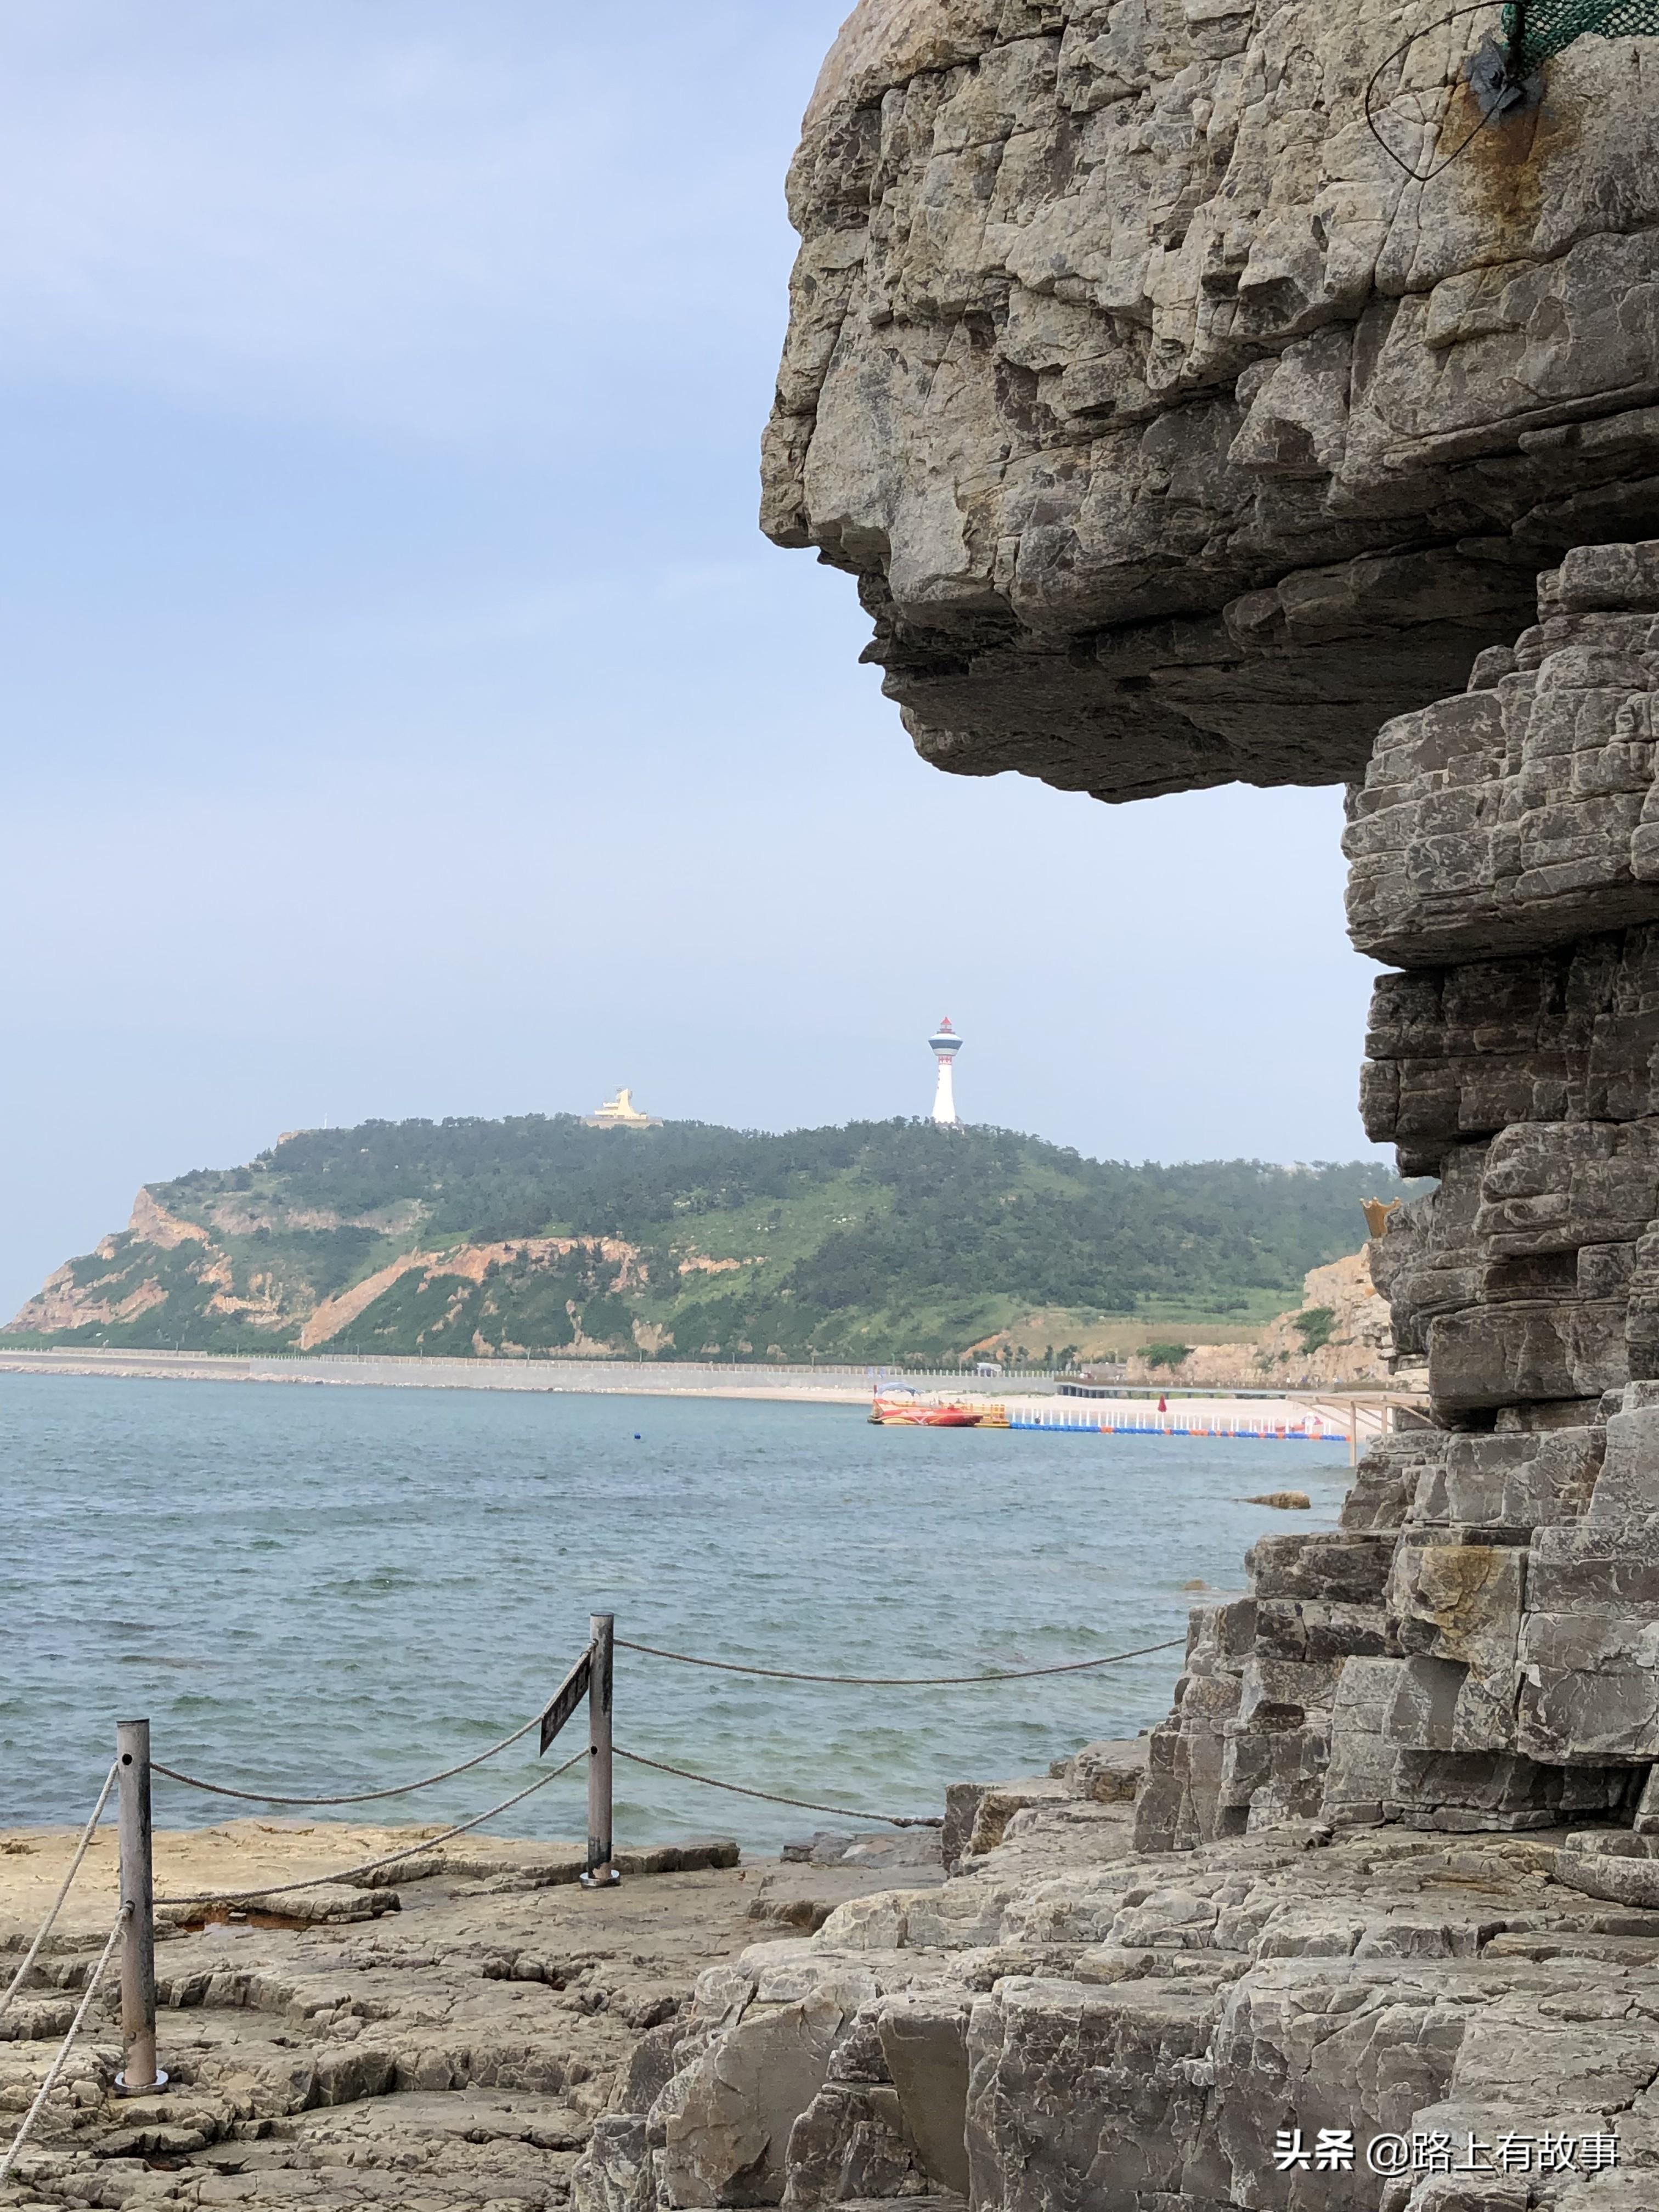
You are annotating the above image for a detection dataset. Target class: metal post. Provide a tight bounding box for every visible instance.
[115,1719,165,2095]
[582,1613,619,1887]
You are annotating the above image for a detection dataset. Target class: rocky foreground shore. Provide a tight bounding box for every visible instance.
[578,1602,1659,2212]
[0,1818,945,2211]
[6,1545,1658,2212]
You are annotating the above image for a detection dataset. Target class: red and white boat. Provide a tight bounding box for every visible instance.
[870,1394,984,1427]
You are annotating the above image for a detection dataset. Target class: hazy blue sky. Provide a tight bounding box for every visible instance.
[0,2,1385,1316]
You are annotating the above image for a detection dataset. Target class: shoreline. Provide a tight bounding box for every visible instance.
[0,1346,1383,1424]
[0,1346,886,1406]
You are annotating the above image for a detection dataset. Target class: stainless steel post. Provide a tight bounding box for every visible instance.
[582,1613,618,1886]
[115,1719,165,2094]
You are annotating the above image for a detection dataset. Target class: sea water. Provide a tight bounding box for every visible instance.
[0,1374,1350,1851]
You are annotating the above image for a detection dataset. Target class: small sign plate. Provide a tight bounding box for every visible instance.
[539,1647,594,1755]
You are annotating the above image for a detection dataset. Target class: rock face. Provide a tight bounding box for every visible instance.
[672,540,1659,2198]
[582,1776,1659,2212]
[766,0,1659,1881]
[765,0,1659,802]
[758,4,1659,2200]
[1103,1246,1398,1391]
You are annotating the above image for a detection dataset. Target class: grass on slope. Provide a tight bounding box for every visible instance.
[8,1116,1425,1365]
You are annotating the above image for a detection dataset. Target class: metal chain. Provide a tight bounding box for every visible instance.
[614,1745,943,1829]
[149,1630,1182,1815]
[0,1762,118,2023]
[155,1747,588,1909]
[614,1633,1186,1686]
[0,1904,128,2183]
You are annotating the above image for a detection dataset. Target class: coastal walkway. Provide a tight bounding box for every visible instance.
[995,1393,1358,1441]
[881,1385,1429,1450]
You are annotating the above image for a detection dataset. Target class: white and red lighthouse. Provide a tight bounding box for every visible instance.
[929,1017,963,1126]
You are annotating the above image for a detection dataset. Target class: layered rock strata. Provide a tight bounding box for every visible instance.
[618,546,1659,2207]
[766,0,1659,800]
[759,0,1659,2193]
[580,1763,1659,2212]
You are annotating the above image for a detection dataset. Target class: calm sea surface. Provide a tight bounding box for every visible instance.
[1,1375,1349,1852]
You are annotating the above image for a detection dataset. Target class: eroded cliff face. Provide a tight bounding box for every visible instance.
[764,0,1659,1853]
[5,1181,656,1356]
[671,12,1659,2203]
[765,0,1659,799]
[575,547,1659,2201]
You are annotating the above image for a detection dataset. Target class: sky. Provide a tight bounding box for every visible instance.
[0,1,1387,1317]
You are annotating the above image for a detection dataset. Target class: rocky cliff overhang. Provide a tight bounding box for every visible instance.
[765,0,1659,799]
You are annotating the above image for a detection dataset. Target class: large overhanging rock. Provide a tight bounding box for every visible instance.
[718,16,1659,2200]
[766,0,1659,799]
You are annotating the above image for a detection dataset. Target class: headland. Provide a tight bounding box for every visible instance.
[2,1118,1415,1374]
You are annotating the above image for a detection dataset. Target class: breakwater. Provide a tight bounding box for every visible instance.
[0,1346,1043,1403]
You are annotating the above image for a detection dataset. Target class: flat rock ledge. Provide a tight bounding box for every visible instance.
[0,1823,802,2212]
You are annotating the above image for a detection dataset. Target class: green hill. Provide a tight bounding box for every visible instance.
[4,1116,1422,1366]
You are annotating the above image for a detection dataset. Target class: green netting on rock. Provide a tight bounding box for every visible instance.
[1502,0,1659,70]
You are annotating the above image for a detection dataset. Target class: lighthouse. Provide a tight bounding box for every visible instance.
[929,1017,963,1126]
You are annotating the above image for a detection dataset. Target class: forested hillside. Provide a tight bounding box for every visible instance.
[6,1116,1423,1365]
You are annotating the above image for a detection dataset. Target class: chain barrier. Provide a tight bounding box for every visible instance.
[145,1632,1183,1822]
[614,1746,943,1829]
[155,1747,589,1910]
[3,1607,1184,2137]
[614,1633,1186,1686]
[0,1903,128,2184]
[119,1620,1182,1904]
[0,1762,117,2024]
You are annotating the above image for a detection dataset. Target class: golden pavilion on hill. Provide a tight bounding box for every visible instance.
[582,1087,662,1130]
